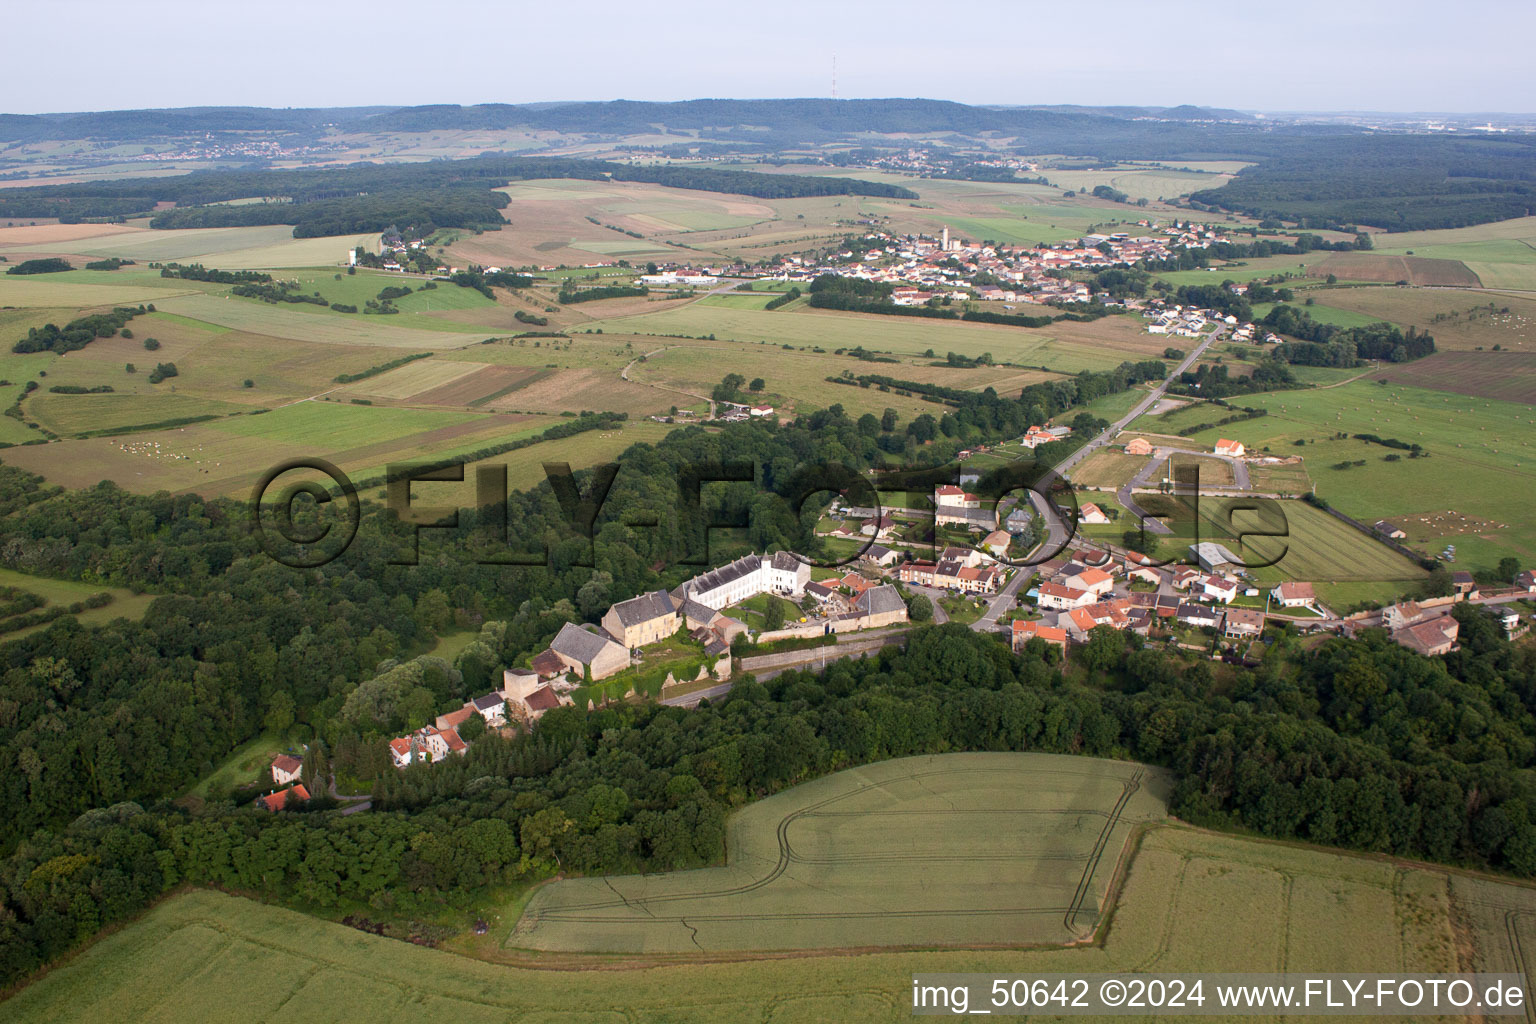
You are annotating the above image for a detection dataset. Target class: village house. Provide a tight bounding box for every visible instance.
[1381,600,1426,632]
[860,514,899,538]
[270,754,303,787]
[1037,582,1094,611]
[935,505,997,530]
[1177,603,1220,629]
[1223,607,1266,638]
[1451,571,1478,597]
[804,580,838,604]
[1077,502,1111,525]
[259,784,309,812]
[1202,575,1239,604]
[1214,439,1246,458]
[1272,581,1317,608]
[982,530,1012,557]
[853,585,909,629]
[862,543,902,568]
[435,706,474,734]
[898,561,937,587]
[549,622,630,680]
[934,484,980,508]
[1394,615,1459,657]
[602,590,681,649]
[468,692,508,727]
[1012,619,1068,651]
[1061,566,1114,599]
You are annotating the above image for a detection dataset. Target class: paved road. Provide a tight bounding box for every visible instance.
[972,565,1033,633]
[1117,443,1253,535]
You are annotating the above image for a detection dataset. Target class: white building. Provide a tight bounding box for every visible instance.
[672,551,809,610]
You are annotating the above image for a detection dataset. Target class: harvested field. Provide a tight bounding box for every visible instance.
[1070,449,1149,489]
[516,753,1170,953]
[1367,349,1536,405]
[1309,253,1481,287]
[154,293,489,348]
[483,365,676,417]
[340,359,486,400]
[416,365,554,406]
[0,223,382,269]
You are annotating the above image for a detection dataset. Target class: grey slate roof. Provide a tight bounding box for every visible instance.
[680,597,718,625]
[470,692,505,712]
[856,585,907,617]
[609,589,677,628]
[677,553,762,598]
[550,622,624,665]
[771,550,804,572]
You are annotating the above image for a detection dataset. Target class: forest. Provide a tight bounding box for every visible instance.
[0,155,914,231]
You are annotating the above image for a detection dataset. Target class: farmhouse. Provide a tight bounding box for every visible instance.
[549,622,629,680]
[602,590,680,649]
[1394,615,1459,657]
[1214,439,1246,458]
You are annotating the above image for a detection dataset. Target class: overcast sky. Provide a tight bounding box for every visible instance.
[9,0,1534,115]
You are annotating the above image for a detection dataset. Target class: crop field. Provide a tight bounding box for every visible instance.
[624,341,1060,420]
[153,293,490,348]
[1041,163,1239,202]
[1137,379,1536,572]
[0,275,198,309]
[11,819,1536,1022]
[24,392,248,438]
[1071,449,1150,489]
[338,358,487,400]
[517,754,1169,953]
[1150,253,1329,287]
[590,303,1161,373]
[1373,350,1536,405]
[1309,253,1481,288]
[0,223,382,269]
[1370,216,1536,292]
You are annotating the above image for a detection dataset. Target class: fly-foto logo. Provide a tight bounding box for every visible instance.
[249,457,1289,572]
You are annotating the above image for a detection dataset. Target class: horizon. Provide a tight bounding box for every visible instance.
[9,0,1535,115]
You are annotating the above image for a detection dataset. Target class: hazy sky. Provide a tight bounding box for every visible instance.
[9,0,1534,115]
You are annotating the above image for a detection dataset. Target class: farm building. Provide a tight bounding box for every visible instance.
[549,623,629,681]
[1124,437,1154,456]
[1214,439,1246,457]
[602,590,681,649]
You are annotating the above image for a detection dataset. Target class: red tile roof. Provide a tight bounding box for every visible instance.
[260,784,309,812]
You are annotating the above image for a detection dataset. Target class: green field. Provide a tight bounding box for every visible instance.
[593,304,1159,373]
[11,816,1534,1022]
[1250,301,1389,329]
[154,293,490,347]
[516,754,1170,953]
[1,224,383,269]
[1134,379,1536,572]
[1370,217,1536,291]
[0,566,154,638]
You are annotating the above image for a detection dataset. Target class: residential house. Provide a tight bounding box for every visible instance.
[1012,619,1067,651]
[1394,615,1459,657]
[1202,575,1239,604]
[469,692,508,727]
[935,505,997,530]
[1381,600,1426,632]
[1272,581,1316,608]
[1037,582,1094,611]
[861,514,898,538]
[270,754,303,787]
[934,484,980,508]
[1004,508,1033,533]
[602,589,681,649]
[260,784,310,812]
[862,543,902,568]
[1516,570,1536,592]
[1078,502,1110,525]
[435,706,474,734]
[1222,608,1266,638]
[804,580,838,604]
[1062,567,1114,599]
[1128,565,1166,587]
[982,530,1012,557]
[898,561,937,587]
[1124,437,1154,456]
[1214,439,1246,458]
[1171,566,1205,591]
[853,585,909,628]
[389,736,417,768]
[1177,603,1220,628]
[549,622,629,681]
[841,572,877,595]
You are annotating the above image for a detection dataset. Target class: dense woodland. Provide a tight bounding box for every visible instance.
[0,156,913,234]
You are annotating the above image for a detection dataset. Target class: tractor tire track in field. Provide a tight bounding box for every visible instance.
[1063,768,1143,936]
[531,763,1155,942]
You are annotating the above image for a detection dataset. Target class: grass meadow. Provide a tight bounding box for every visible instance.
[1134,379,1536,572]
